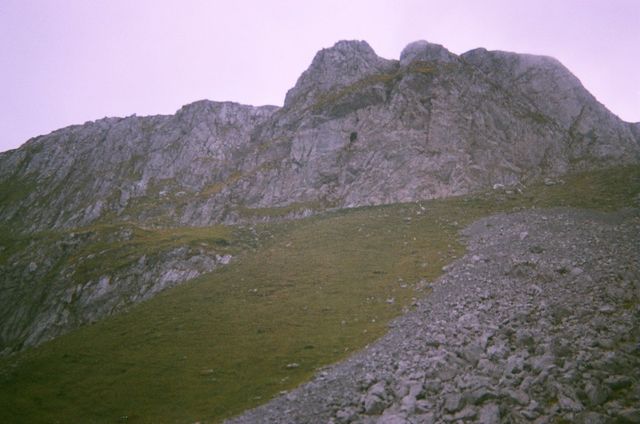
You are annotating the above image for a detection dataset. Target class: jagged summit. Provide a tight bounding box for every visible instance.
[283,40,397,109]
[284,39,460,108]
[1,39,639,235]
[176,99,280,116]
[461,47,578,91]
[399,40,458,65]
[322,39,377,56]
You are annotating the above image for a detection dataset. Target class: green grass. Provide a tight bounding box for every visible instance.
[0,221,247,289]
[0,175,38,209]
[236,201,328,220]
[0,165,638,423]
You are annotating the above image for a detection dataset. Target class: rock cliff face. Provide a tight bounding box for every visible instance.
[0,101,278,232]
[1,40,638,233]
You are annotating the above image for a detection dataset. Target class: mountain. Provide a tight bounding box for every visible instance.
[1,40,638,233]
[1,40,639,353]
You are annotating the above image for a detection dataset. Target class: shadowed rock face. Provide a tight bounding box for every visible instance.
[1,39,639,234]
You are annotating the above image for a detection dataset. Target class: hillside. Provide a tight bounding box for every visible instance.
[1,40,639,355]
[0,39,639,423]
[231,201,640,424]
[0,166,638,423]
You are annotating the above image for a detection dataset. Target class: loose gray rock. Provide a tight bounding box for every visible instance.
[363,382,389,415]
[478,403,501,424]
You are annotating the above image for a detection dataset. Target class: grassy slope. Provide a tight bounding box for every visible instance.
[67,224,249,287]
[0,166,638,423]
[0,222,247,349]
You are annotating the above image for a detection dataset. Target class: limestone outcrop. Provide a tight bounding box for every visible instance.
[1,40,638,233]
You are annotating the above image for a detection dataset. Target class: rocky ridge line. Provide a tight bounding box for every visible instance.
[1,40,639,233]
[228,207,640,423]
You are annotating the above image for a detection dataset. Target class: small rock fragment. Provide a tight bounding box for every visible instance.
[478,403,500,424]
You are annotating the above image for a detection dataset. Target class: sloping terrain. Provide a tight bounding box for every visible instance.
[231,206,640,424]
[0,166,638,423]
[0,224,244,352]
[1,40,639,356]
[0,39,639,423]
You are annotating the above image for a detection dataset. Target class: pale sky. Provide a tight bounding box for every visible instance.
[1,0,638,153]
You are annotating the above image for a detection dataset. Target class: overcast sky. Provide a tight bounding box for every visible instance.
[1,0,638,153]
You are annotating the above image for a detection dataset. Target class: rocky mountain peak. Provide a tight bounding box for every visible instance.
[325,39,376,56]
[399,40,458,66]
[461,47,608,131]
[283,40,397,109]
[461,47,574,85]
[1,39,638,236]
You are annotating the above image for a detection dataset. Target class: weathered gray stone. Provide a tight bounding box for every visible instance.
[478,403,501,424]
[435,367,458,382]
[558,393,584,412]
[441,393,462,414]
[504,354,526,374]
[0,239,231,353]
[422,379,442,394]
[452,405,477,420]
[335,407,357,424]
[399,40,457,66]
[378,412,410,424]
[574,411,608,424]
[584,381,611,406]
[226,207,640,423]
[464,387,498,405]
[412,412,435,424]
[515,328,535,348]
[400,394,416,414]
[4,40,638,236]
[414,400,435,414]
[460,343,484,366]
[617,408,640,423]
[604,375,633,390]
[502,388,530,406]
[363,382,388,415]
